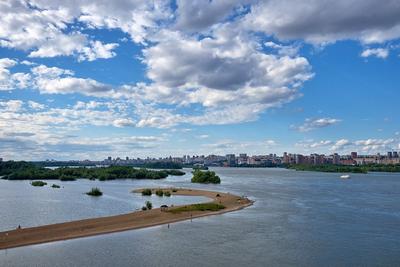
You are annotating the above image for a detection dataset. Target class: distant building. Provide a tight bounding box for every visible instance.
[351,152,358,159]
[226,154,236,166]
[333,153,340,165]
[295,154,305,164]
[237,154,248,165]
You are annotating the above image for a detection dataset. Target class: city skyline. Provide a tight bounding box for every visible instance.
[1,1,400,160]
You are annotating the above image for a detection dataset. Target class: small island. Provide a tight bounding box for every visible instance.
[31,181,47,187]
[86,187,103,196]
[191,170,221,184]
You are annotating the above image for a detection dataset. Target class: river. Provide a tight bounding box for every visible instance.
[0,167,399,266]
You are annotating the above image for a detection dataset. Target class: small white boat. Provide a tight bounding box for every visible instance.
[340,175,350,179]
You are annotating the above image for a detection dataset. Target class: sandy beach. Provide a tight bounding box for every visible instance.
[0,188,253,250]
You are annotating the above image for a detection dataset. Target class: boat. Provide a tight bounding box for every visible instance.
[340,175,350,179]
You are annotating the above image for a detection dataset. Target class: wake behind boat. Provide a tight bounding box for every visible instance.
[340,175,351,179]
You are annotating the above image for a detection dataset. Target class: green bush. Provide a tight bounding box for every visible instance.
[191,170,221,184]
[141,206,147,211]
[145,201,153,210]
[155,189,164,197]
[31,181,47,187]
[164,191,171,197]
[86,187,103,196]
[51,184,60,188]
[142,189,152,196]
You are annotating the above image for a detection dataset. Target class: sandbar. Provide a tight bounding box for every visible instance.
[0,188,253,250]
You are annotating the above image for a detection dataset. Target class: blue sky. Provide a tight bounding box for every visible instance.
[1,0,400,160]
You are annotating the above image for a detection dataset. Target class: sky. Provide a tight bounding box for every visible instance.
[1,0,400,160]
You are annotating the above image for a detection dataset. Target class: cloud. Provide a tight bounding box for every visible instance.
[0,58,31,90]
[202,139,277,154]
[174,0,243,31]
[296,137,399,154]
[295,139,333,150]
[354,138,396,152]
[78,41,119,62]
[0,1,120,61]
[330,139,351,151]
[0,99,168,159]
[243,0,400,44]
[361,48,389,59]
[0,99,23,112]
[264,41,301,57]
[28,101,45,110]
[3,0,400,134]
[135,23,312,125]
[112,118,136,128]
[292,117,341,132]
[30,64,113,96]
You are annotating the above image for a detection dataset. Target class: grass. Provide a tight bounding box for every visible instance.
[86,187,103,196]
[169,203,225,214]
[141,188,152,196]
[31,181,47,187]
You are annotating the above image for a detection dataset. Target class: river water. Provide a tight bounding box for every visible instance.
[0,168,399,267]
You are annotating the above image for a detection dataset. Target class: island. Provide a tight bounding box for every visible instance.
[0,188,253,250]
[86,187,103,196]
[0,161,184,181]
[191,169,221,184]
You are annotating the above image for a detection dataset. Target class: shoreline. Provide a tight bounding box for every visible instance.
[0,188,253,250]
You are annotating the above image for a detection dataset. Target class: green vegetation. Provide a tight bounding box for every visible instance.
[287,164,400,173]
[0,161,170,181]
[169,203,225,214]
[141,206,148,211]
[31,181,47,187]
[191,170,221,184]
[141,189,152,196]
[86,187,103,196]
[51,184,60,188]
[172,188,178,192]
[145,201,152,210]
[155,189,164,197]
[164,191,171,197]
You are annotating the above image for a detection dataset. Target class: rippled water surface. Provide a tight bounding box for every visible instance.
[1,168,399,267]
